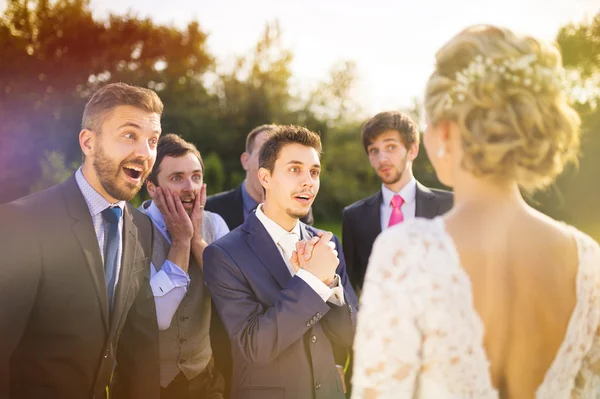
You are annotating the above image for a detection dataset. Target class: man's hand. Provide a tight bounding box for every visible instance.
[293,231,339,284]
[190,184,209,271]
[191,184,207,244]
[149,187,192,272]
[150,187,193,244]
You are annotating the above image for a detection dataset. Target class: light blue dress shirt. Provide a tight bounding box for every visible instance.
[145,200,229,330]
[75,168,125,306]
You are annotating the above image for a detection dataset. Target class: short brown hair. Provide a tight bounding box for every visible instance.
[259,125,322,173]
[82,82,163,133]
[245,124,278,153]
[147,134,203,185]
[361,111,420,153]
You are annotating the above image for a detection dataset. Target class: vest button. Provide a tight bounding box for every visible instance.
[315,382,322,390]
[311,335,317,343]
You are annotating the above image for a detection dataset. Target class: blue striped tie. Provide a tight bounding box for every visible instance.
[102,206,122,310]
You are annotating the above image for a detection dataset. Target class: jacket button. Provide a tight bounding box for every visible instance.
[315,382,322,390]
[311,335,317,343]
[306,321,311,327]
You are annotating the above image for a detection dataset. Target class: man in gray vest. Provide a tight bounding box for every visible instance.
[141,134,228,399]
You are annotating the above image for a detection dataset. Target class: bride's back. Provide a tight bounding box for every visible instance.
[446,207,579,397]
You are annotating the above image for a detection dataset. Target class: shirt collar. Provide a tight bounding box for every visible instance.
[75,167,125,217]
[381,177,417,207]
[241,180,259,213]
[255,204,301,245]
[145,200,167,232]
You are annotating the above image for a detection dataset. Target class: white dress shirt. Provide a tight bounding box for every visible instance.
[380,177,417,231]
[254,204,345,306]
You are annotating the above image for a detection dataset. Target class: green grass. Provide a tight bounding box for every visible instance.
[315,220,342,239]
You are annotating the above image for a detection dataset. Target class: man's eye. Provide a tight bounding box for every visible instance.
[369,149,378,155]
[124,132,135,139]
[290,167,299,172]
[171,176,182,182]
[311,170,320,177]
[149,138,158,146]
[192,175,202,181]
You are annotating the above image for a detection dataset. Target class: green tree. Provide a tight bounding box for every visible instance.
[0,0,214,203]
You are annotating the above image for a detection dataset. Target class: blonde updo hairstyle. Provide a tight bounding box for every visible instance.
[425,25,581,192]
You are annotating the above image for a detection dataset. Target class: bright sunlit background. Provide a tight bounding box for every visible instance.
[86,0,599,115]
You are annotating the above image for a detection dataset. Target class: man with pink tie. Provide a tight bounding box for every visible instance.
[342,111,454,294]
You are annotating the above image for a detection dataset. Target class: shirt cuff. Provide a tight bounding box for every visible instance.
[296,269,332,303]
[327,274,345,306]
[150,261,190,297]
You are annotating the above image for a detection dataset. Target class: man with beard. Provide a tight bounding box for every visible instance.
[139,134,227,399]
[204,126,358,399]
[0,83,162,399]
[343,111,453,293]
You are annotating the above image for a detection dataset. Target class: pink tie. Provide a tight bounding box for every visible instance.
[388,194,404,227]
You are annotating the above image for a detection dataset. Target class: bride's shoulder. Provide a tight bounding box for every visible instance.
[374,217,448,249]
[560,223,600,262]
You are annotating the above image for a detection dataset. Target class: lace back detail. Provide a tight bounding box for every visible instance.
[352,218,600,399]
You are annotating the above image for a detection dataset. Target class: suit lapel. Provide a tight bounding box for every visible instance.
[415,182,438,219]
[231,185,245,228]
[244,214,292,289]
[62,175,110,332]
[110,205,137,331]
[364,191,383,244]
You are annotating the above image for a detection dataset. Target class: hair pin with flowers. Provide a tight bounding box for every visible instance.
[441,54,567,110]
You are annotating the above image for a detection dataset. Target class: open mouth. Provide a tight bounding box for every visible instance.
[122,165,144,181]
[294,193,313,204]
[181,198,195,207]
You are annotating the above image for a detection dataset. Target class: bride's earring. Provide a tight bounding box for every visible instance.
[437,146,446,158]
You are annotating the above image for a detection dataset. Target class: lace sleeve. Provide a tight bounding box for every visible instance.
[351,226,425,399]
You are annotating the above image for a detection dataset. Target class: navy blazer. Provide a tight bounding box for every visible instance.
[203,213,358,399]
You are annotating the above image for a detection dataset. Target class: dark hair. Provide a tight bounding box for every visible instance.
[361,111,420,153]
[147,134,203,185]
[82,82,163,133]
[259,125,322,172]
[245,124,278,153]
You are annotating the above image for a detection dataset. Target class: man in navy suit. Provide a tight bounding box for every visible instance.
[203,125,358,399]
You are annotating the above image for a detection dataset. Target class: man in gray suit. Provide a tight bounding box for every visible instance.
[0,83,163,399]
[140,134,227,399]
[343,111,453,294]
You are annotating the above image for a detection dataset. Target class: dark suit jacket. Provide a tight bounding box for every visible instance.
[0,175,159,399]
[342,181,453,292]
[206,183,314,231]
[205,182,313,397]
[203,214,358,399]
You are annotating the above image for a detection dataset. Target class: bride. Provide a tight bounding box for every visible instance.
[351,25,600,398]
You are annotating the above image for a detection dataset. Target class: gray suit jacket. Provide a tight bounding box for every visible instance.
[0,175,159,399]
[342,181,453,291]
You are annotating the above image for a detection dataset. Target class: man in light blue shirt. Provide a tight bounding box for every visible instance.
[140,134,228,399]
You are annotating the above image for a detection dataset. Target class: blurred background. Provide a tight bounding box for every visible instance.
[0,0,599,238]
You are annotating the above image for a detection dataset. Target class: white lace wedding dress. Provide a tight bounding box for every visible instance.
[351,217,600,398]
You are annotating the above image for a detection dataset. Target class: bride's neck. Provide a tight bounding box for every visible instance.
[451,175,525,211]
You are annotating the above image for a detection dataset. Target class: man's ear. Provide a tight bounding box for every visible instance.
[408,141,420,162]
[146,180,157,198]
[240,152,250,171]
[79,129,96,158]
[257,167,270,190]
